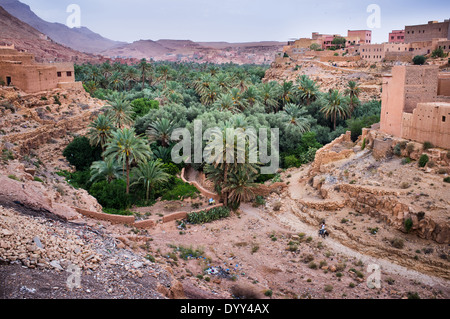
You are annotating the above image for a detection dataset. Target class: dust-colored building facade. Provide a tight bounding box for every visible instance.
[0,45,82,93]
[404,20,450,43]
[389,30,405,43]
[380,65,450,149]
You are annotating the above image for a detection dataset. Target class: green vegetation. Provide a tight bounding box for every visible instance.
[418,154,429,168]
[404,218,413,233]
[412,55,426,65]
[187,207,231,224]
[431,47,446,59]
[66,61,381,211]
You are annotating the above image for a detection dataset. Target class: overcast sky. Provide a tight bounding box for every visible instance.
[19,0,450,44]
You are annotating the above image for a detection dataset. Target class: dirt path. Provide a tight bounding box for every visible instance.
[272,169,450,288]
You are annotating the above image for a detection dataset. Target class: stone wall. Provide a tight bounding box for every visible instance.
[309,131,354,175]
[338,184,450,244]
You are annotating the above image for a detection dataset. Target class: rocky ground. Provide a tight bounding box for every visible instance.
[263,57,384,102]
[1,85,449,300]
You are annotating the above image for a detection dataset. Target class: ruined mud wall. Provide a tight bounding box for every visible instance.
[339,184,450,244]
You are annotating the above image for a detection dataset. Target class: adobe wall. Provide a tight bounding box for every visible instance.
[319,55,360,62]
[437,40,450,52]
[0,54,34,64]
[438,74,450,96]
[74,207,135,225]
[384,51,415,63]
[0,63,59,92]
[380,67,406,137]
[380,65,441,137]
[405,20,450,43]
[401,102,450,149]
[0,49,77,93]
[403,66,439,113]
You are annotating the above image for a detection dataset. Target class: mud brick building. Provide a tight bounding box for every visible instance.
[0,45,82,93]
[405,20,450,43]
[380,65,450,149]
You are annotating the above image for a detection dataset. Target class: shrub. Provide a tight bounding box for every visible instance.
[187,207,230,224]
[273,201,282,211]
[406,143,415,155]
[160,178,199,201]
[175,245,204,260]
[422,141,434,151]
[8,174,19,181]
[253,195,265,207]
[230,284,263,299]
[401,157,411,165]
[407,292,420,299]
[361,138,366,150]
[431,47,445,58]
[131,98,159,119]
[264,289,273,297]
[57,169,92,190]
[444,177,450,183]
[284,155,301,169]
[33,176,44,183]
[1,149,14,161]
[412,55,426,65]
[393,144,402,156]
[63,136,102,171]
[324,285,333,292]
[418,154,429,168]
[390,237,404,249]
[308,262,318,269]
[89,179,131,210]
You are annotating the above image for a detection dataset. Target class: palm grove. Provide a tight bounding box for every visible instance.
[61,60,381,213]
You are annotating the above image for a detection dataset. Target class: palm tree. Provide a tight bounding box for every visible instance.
[296,75,319,105]
[243,86,258,107]
[345,81,361,100]
[146,118,175,147]
[104,95,134,129]
[280,81,295,109]
[200,83,220,106]
[222,167,258,208]
[151,145,173,163]
[89,158,124,183]
[344,81,361,113]
[203,120,258,206]
[282,103,311,133]
[258,82,279,112]
[194,74,213,97]
[213,93,238,113]
[138,59,153,89]
[86,114,115,150]
[109,71,125,91]
[214,73,231,93]
[103,128,152,194]
[131,160,170,201]
[230,87,248,111]
[320,89,350,130]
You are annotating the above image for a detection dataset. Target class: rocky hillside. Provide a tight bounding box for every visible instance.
[263,56,383,102]
[0,0,123,54]
[102,39,285,65]
[0,5,105,63]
